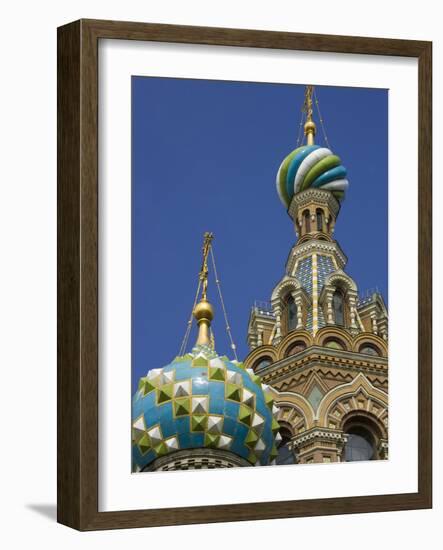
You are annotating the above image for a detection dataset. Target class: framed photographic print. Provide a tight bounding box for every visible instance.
[57,19,432,530]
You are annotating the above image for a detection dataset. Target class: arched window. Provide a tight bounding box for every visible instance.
[253,356,272,371]
[359,344,380,356]
[303,209,311,233]
[316,209,324,232]
[324,338,345,350]
[344,426,376,462]
[275,428,295,465]
[285,341,306,357]
[333,289,345,326]
[286,295,297,332]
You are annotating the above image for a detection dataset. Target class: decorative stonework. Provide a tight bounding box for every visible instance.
[288,188,340,220]
[146,448,251,471]
[286,240,347,274]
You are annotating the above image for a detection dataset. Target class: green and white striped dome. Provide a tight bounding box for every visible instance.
[276,144,349,208]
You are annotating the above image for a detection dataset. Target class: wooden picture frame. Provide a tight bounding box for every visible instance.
[57,19,432,530]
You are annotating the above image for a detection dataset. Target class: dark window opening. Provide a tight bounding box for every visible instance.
[303,210,311,233]
[254,356,272,371]
[275,430,295,465]
[333,289,345,326]
[286,341,306,357]
[286,295,297,332]
[324,338,345,350]
[344,426,376,462]
[359,344,380,356]
[316,209,324,232]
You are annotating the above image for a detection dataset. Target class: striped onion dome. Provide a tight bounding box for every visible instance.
[276,144,349,209]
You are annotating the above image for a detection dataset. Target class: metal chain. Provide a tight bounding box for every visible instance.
[313,88,332,150]
[296,104,305,147]
[209,246,238,361]
[178,277,202,356]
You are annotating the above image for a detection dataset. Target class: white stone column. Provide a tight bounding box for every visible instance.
[326,290,334,324]
[371,314,378,335]
[348,292,358,330]
[274,305,282,341]
[294,293,303,329]
[312,254,319,334]
[257,326,264,346]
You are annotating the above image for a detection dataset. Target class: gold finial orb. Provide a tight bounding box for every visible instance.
[193,299,214,322]
[304,120,316,134]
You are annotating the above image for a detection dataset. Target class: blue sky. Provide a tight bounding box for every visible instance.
[132,78,388,392]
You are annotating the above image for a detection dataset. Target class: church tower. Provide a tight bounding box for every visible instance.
[245,86,389,464]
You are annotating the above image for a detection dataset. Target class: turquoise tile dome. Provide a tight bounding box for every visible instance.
[276,144,349,208]
[132,344,280,471]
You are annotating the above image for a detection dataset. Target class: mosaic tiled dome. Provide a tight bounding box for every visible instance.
[132,344,281,471]
[276,144,349,208]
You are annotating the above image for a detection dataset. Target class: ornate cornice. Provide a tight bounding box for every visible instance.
[293,427,345,447]
[257,345,388,385]
[288,188,341,219]
[286,239,347,274]
[146,448,251,471]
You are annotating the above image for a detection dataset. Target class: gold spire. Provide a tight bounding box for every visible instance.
[303,85,316,146]
[193,232,214,346]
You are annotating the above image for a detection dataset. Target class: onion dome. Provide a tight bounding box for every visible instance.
[132,344,280,470]
[276,86,349,208]
[132,232,281,471]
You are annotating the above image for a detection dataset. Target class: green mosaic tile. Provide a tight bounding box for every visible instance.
[192,356,208,367]
[265,393,274,410]
[247,450,258,464]
[138,377,156,396]
[226,383,242,402]
[271,418,280,434]
[174,397,190,417]
[156,383,173,404]
[208,366,225,382]
[191,415,207,432]
[238,404,254,427]
[137,433,151,455]
[132,428,145,444]
[270,444,278,460]
[154,441,168,456]
[204,433,220,448]
[245,429,259,449]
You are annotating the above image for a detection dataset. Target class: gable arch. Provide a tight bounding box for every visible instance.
[271,388,315,428]
[314,326,354,350]
[352,333,388,357]
[324,270,357,293]
[277,330,313,359]
[271,276,302,303]
[243,345,278,371]
[317,373,388,426]
[340,409,388,441]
